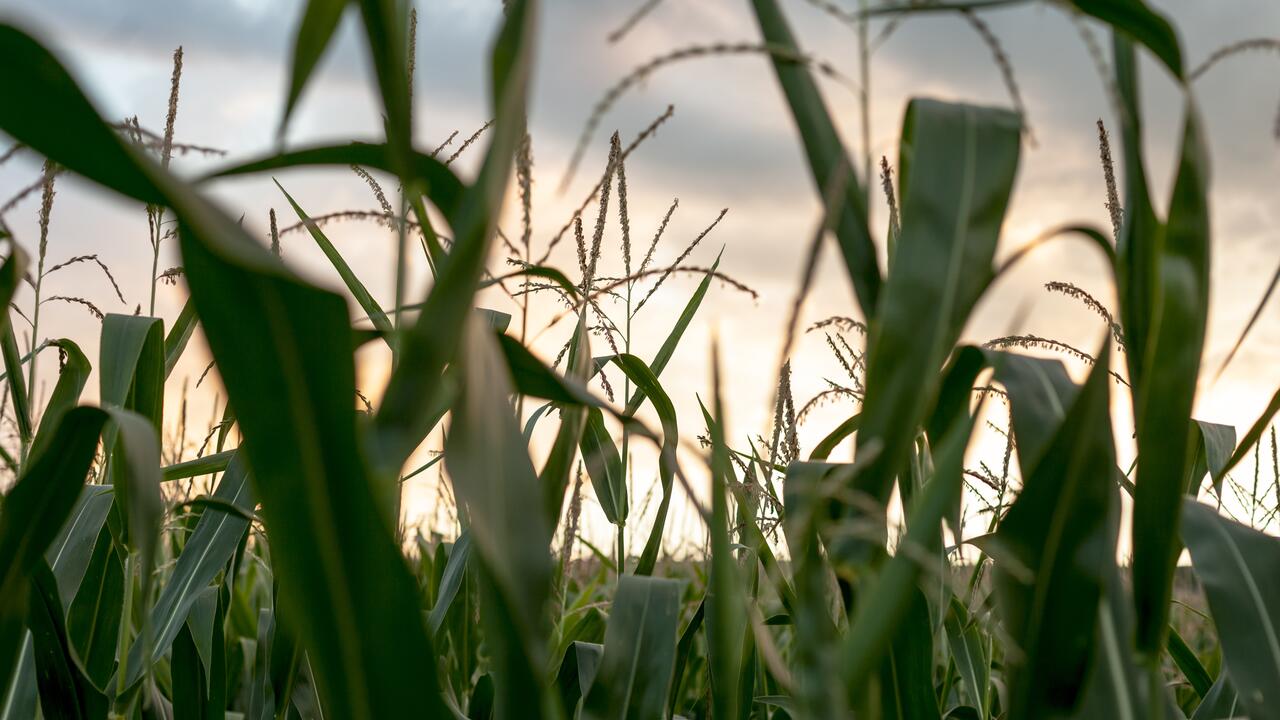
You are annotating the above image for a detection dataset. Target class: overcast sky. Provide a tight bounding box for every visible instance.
[2,0,1278,545]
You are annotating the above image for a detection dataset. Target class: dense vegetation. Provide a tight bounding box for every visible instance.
[1,0,1279,718]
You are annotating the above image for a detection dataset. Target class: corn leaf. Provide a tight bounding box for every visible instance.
[746,0,880,319]
[27,560,106,720]
[0,406,108,710]
[581,576,682,720]
[984,342,1118,718]
[1131,102,1211,657]
[275,181,393,338]
[282,0,348,134]
[1182,501,1280,719]
[849,99,1020,562]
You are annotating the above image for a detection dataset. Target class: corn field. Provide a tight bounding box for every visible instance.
[1,0,1279,718]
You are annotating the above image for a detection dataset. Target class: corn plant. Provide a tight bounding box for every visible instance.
[1,0,1279,719]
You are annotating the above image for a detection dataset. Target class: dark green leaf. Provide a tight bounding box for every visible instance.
[986,342,1118,717]
[164,299,198,378]
[171,622,209,720]
[27,561,105,720]
[555,641,603,716]
[275,180,393,337]
[1182,501,1280,718]
[282,0,348,134]
[65,526,122,691]
[445,320,553,719]
[120,455,254,689]
[0,406,107,699]
[1070,0,1183,78]
[746,0,880,319]
[581,576,682,720]
[1131,103,1211,656]
[28,339,90,464]
[876,588,941,720]
[426,531,471,638]
[849,99,1020,563]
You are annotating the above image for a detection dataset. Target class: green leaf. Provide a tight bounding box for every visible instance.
[783,462,849,718]
[849,99,1020,562]
[580,407,628,528]
[945,598,990,719]
[163,450,235,482]
[0,406,108,702]
[1,327,31,446]
[706,364,745,720]
[581,576,682,720]
[103,406,163,575]
[1182,501,1280,718]
[1188,672,1239,720]
[0,24,451,719]
[0,247,29,446]
[610,355,680,577]
[1130,102,1211,657]
[45,486,115,609]
[623,253,720,415]
[282,0,348,135]
[99,314,164,427]
[65,526,122,691]
[275,180,393,338]
[426,531,471,638]
[745,0,880,319]
[444,319,553,718]
[27,561,106,720]
[669,598,704,719]
[248,607,276,720]
[841,348,982,695]
[1187,420,1235,497]
[120,455,255,689]
[810,413,859,461]
[372,0,539,477]
[355,0,412,168]
[876,588,941,720]
[984,352,1077,473]
[555,641,603,716]
[171,622,209,720]
[1167,626,1212,699]
[205,143,464,217]
[1,486,116,720]
[164,299,199,378]
[1070,0,1183,78]
[28,339,91,464]
[1112,33,1161,379]
[985,342,1118,718]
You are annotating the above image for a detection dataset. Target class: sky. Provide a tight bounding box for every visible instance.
[1,0,1278,552]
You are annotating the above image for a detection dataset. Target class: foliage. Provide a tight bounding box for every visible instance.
[0,1,1278,719]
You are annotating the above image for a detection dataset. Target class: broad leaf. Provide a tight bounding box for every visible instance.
[581,576,682,720]
[1182,501,1280,719]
